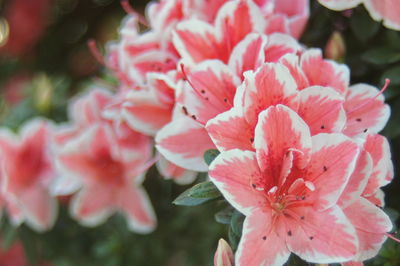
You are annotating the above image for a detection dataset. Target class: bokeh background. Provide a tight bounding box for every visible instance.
[0,0,400,265]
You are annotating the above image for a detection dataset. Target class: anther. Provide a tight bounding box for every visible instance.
[287,231,292,236]
[323,166,328,172]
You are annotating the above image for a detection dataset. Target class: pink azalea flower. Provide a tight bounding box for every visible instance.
[338,134,394,264]
[0,118,58,232]
[206,61,347,153]
[156,34,304,171]
[56,124,156,233]
[214,238,234,266]
[209,105,362,265]
[318,0,400,31]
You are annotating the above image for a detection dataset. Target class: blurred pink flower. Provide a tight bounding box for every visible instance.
[318,0,400,31]
[56,124,156,233]
[0,118,57,232]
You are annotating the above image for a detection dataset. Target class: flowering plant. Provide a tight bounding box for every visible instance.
[0,0,399,265]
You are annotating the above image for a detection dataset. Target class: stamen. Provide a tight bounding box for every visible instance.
[121,0,149,27]
[88,39,105,66]
[348,79,390,115]
[386,232,400,243]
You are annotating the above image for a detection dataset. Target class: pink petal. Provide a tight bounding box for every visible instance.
[173,19,220,63]
[298,86,346,135]
[57,126,125,186]
[156,156,197,185]
[183,60,241,120]
[156,117,215,172]
[243,63,299,125]
[236,209,290,266]
[215,0,266,56]
[306,133,359,211]
[214,239,234,266]
[301,49,350,95]
[68,88,112,126]
[279,54,310,91]
[17,186,57,232]
[363,134,394,196]
[209,149,265,215]
[365,189,385,207]
[123,103,173,136]
[254,105,312,182]
[70,184,115,226]
[147,0,184,29]
[344,198,392,261]
[286,205,358,263]
[344,84,390,137]
[264,33,302,62]
[339,150,373,208]
[118,186,157,233]
[364,0,400,30]
[206,107,254,152]
[228,33,267,79]
[264,14,290,35]
[317,0,363,10]
[283,0,310,39]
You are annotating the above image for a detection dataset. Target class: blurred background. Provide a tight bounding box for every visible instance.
[0,0,400,265]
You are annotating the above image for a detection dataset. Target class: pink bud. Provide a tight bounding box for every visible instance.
[214,239,234,266]
[325,31,346,62]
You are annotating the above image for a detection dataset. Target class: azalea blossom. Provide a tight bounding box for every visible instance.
[214,238,234,266]
[0,118,58,232]
[56,124,156,233]
[318,0,400,31]
[337,133,394,264]
[209,105,365,265]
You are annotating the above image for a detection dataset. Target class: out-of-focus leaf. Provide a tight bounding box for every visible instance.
[173,181,221,206]
[215,207,234,225]
[362,47,400,65]
[350,8,379,42]
[204,149,220,165]
[230,211,244,238]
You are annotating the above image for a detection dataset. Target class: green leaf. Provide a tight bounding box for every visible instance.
[350,8,379,42]
[214,207,234,225]
[230,211,245,237]
[203,149,220,165]
[173,181,221,206]
[362,47,400,65]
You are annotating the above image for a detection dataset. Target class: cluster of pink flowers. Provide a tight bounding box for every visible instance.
[0,0,396,265]
[318,0,400,31]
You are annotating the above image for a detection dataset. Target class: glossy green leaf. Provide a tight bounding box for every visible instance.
[173,181,221,206]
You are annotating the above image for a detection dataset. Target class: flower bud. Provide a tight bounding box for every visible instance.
[325,31,346,62]
[214,239,234,266]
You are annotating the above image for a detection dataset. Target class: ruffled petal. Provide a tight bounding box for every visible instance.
[156,117,215,172]
[306,133,359,211]
[298,86,346,135]
[255,105,312,182]
[344,84,390,137]
[209,149,265,215]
